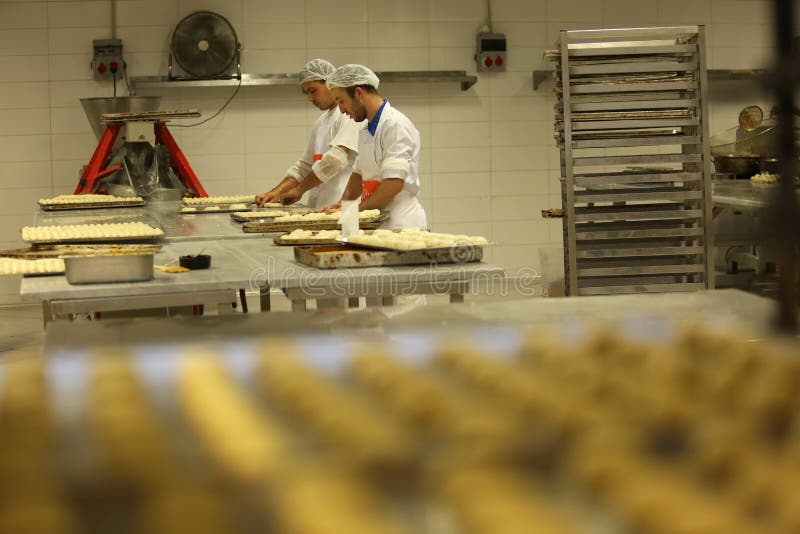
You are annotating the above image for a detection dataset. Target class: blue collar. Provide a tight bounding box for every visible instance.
[367,99,388,136]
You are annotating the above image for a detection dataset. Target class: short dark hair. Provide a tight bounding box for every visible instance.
[345,84,379,98]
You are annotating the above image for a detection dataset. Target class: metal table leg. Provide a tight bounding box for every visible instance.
[42,301,51,329]
[450,292,465,303]
[260,285,271,312]
[239,289,248,313]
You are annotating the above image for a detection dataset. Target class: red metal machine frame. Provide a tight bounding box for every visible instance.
[74,121,207,197]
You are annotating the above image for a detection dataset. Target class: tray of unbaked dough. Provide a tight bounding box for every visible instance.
[179,204,255,214]
[40,200,145,211]
[38,194,145,211]
[243,211,386,234]
[339,229,490,253]
[294,244,483,268]
[0,244,162,259]
[243,218,385,234]
[0,257,65,276]
[181,195,257,206]
[21,222,164,245]
[273,230,342,246]
[230,210,312,223]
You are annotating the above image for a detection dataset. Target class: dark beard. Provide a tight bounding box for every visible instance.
[352,100,367,122]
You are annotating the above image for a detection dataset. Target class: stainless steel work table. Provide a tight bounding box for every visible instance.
[23,206,508,323]
[20,240,263,326]
[215,239,508,312]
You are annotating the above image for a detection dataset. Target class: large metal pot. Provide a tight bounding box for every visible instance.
[712,155,759,177]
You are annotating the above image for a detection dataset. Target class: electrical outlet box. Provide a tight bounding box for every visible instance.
[475,32,507,72]
[92,38,123,81]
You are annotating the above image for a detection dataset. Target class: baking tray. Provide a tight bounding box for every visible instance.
[565,72,693,84]
[22,270,64,277]
[1,244,162,259]
[230,210,312,223]
[557,109,693,121]
[294,244,483,268]
[26,235,164,246]
[179,204,255,214]
[181,197,258,206]
[101,109,201,121]
[338,236,488,254]
[63,253,155,284]
[39,200,145,211]
[273,232,341,246]
[243,214,387,234]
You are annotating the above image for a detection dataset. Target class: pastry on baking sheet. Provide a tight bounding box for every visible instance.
[182,195,256,205]
[0,257,65,275]
[273,209,381,223]
[346,229,488,250]
[278,229,342,242]
[39,194,143,205]
[21,222,164,242]
[233,210,291,219]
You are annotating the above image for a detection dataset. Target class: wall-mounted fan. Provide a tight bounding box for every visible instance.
[168,11,241,80]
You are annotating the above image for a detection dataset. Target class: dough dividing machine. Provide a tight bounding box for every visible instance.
[76,97,208,199]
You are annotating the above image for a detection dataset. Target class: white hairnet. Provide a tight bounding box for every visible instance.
[326,64,380,89]
[299,59,335,83]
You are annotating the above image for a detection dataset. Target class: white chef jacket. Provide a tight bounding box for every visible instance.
[294,107,360,209]
[354,101,428,230]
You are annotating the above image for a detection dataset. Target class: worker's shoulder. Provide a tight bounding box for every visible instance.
[378,105,419,138]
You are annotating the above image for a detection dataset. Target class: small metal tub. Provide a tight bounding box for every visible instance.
[64,252,155,284]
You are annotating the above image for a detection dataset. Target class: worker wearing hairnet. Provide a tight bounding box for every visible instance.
[309,64,428,229]
[256,59,360,208]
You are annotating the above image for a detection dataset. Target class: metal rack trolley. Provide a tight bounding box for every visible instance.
[551,26,714,295]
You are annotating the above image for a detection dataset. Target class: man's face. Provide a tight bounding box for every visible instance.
[302,81,334,110]
[331,87,367,122]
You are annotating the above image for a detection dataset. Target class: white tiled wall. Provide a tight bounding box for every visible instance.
[0,0,782,302]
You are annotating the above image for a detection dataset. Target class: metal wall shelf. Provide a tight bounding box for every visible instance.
[130,70,478,93]
[533,68,767,89]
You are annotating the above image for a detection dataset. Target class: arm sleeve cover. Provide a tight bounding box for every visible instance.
[379,157,411,180]
[311,146,350,183]
[286,159,312,181]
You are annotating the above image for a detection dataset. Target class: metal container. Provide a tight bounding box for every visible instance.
[712,155,759,177]
[64,253,154,284]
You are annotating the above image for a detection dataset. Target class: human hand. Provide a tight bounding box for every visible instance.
[321,202,342,214]
[280,187,302,205]
[256,191,280,207]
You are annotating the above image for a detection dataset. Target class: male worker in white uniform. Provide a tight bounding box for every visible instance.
[256,59,360,209]
[310,64,428,230]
